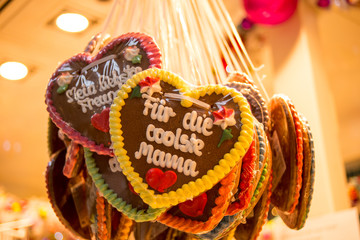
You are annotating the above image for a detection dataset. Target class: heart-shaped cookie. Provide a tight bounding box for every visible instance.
[84,148,166,222]
[109,68,254,209]
[277,115,315,229]
[46,149,91,239]
[269,94,303,213]
[46,32,162,156]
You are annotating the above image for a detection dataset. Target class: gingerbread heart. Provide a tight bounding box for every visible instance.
[109,68,254,209]
[46,149,91,239]
[84,149,166,222]
[45,32,162,156]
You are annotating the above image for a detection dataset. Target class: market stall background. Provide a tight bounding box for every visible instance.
[0,0,359,235]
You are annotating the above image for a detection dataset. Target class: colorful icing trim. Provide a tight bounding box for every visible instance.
[243,137,272,219]
[277,116,315,229]
[113,214,133,240]
[285,96,304,214]
[84,148,167,222]
[96,193,109,240]
[299,117,315,228]
[109,68,254,209]
[225,74,269,133]
[226,137,256,215]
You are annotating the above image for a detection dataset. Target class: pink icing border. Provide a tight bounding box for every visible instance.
[45,32,162,156]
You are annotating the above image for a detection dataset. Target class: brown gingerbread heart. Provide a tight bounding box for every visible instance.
[109,68,254,209]
[45,32,161,156]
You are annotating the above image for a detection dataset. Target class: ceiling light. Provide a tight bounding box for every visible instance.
[0,61,28,81]
[56,13,89,33]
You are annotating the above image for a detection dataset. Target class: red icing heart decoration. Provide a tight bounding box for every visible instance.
[178,193,208,217]
[145,168,177,193]
[45,32,162,156]
[91,108,110,133]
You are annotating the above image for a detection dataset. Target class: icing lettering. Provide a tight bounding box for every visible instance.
[183,111,213,136]
[142,94,176,122]
[76,91,117,113]
[146,124,204,156]
[135,142,199,177]
[66,84,97,103]
[64,65,142,113]
[109,157,122,172]
[99,69,142,92]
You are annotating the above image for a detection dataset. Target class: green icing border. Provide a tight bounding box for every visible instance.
[84,148,166,222]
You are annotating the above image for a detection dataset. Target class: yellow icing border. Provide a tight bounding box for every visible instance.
[109,68,254,209]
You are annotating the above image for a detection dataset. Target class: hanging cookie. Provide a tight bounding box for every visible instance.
[85,148,167,221]
[109,68,254,209]
[269,94,303,213]
[45,149,92,239]
[45,32,162,156]
[277,115,315,229]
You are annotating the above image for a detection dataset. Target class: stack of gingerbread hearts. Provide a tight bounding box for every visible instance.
[44,32,315,240]
[268,94,315,230]
[107,67,254,232]
[45,32,164,239]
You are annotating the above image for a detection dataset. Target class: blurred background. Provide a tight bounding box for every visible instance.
[0,0,359,238]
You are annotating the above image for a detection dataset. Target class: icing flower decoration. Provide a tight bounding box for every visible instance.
[212,106,236,130]
[139,77,162,96]
[124,46,140,61]
[57,72,73,86]
[56,72,73,94]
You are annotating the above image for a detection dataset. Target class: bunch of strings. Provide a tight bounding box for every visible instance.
[93,0,269,101]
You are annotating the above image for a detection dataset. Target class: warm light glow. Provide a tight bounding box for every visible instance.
[0,62,28,80]
[56,13,89,33]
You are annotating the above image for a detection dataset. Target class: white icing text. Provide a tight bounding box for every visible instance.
[65,65,142,113]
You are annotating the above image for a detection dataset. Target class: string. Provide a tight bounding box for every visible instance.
[92,0,119,55]
[94,0,270,101]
